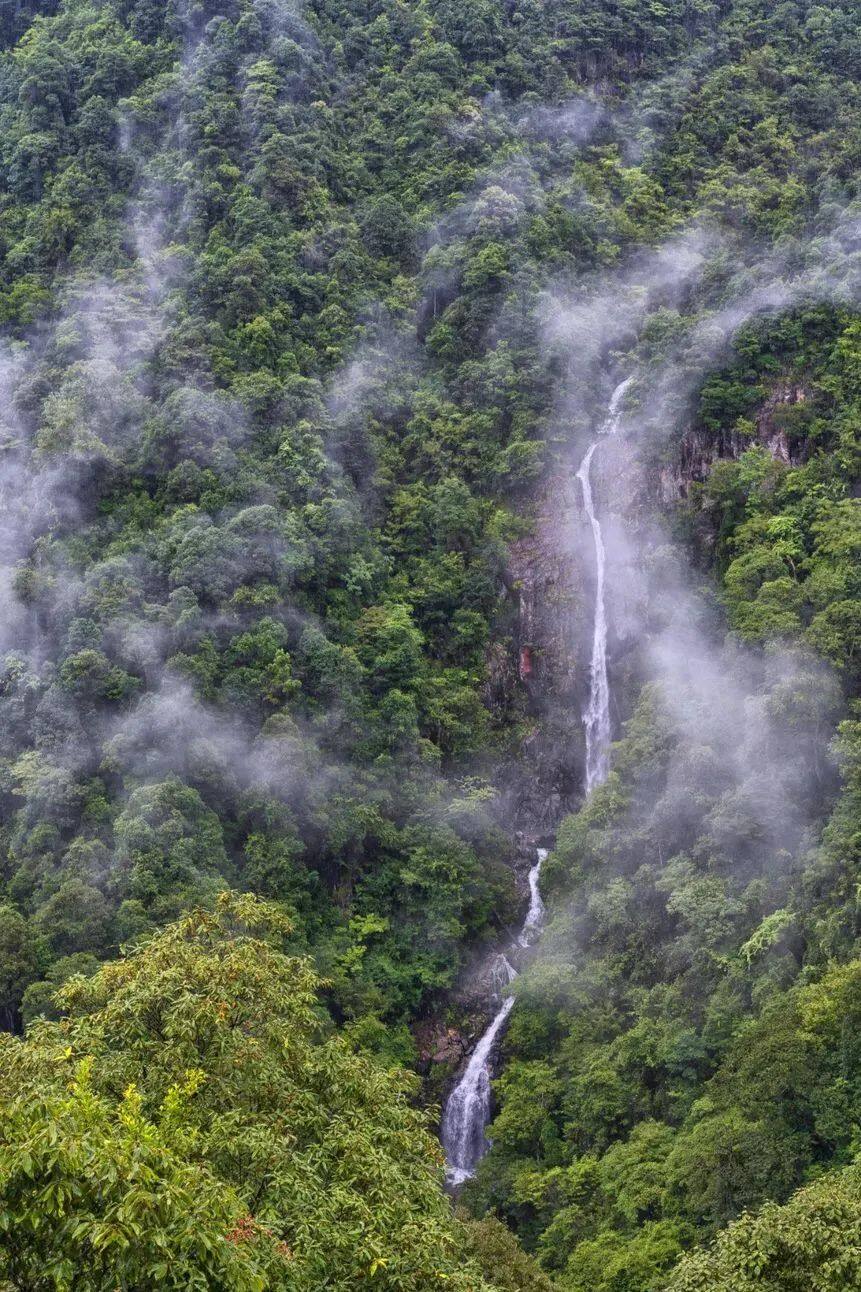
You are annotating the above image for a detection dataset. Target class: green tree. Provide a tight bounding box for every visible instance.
[667,1163,861,1292]
[0,905,37,1032]
[0,894,498,1290]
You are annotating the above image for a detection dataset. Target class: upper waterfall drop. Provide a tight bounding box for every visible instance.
[576,377,633,794]
[604,375,634,436]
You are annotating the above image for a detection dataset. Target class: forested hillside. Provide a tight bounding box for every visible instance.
[0,0,860,1286]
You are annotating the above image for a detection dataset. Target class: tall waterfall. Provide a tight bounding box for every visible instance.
[440,382,632,1188]
[441,848,548,1187]
[576,377,633,793]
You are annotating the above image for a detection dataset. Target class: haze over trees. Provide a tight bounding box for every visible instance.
[0,0,859,1286]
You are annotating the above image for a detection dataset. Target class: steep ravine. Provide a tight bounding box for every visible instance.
[416,452,601,1103]
[437,380,635,1185]
[433,370,808,1184]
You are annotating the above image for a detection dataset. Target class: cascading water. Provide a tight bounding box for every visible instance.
[440,382,632,1187]
[576,377,633,793]
[441,848,548,1187]
[440,991,516,1189]
[491,954,518,991]
[518,851,546,948]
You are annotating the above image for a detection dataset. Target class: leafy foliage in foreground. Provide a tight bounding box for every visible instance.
[0,893,502,1290]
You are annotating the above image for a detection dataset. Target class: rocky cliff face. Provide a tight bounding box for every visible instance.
[498,379,810,842]
[496,423,651,837]
[422,462,595,1094]
[659,380,809,502]
[503,467,591,834]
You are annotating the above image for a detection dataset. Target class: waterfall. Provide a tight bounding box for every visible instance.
[440,382,633,1187]
[518,850,546,947]
[440,994,516,1189]
[491,953,518,991]
[441,848,549,1187]
[576,377,633,794]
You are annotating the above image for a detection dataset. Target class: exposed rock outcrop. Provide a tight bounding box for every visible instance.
[659,380,809,502]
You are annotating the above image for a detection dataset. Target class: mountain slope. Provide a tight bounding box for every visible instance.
[0,0,859,1287]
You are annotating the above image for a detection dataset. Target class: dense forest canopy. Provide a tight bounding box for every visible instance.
[0,0,860,1285]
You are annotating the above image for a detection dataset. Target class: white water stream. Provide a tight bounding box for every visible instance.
[440,377,632,1187]
[518,853,546,948]
[441,849,548,1187]
[576,377,633,792]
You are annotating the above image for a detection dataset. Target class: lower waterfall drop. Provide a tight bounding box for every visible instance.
[441,848,548,1187]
